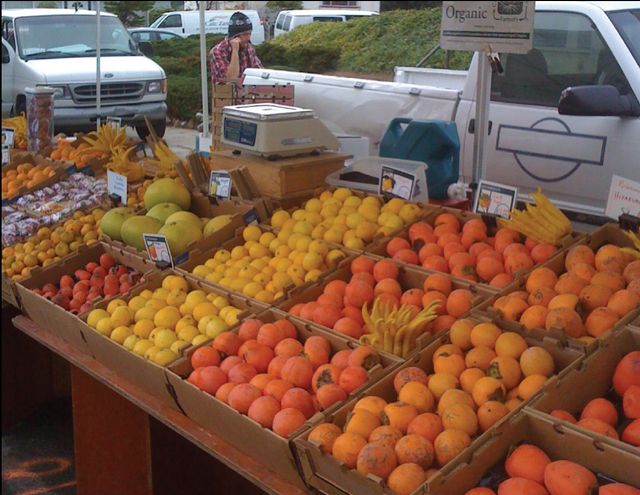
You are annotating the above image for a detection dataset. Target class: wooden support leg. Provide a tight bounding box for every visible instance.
[71,366,153,495]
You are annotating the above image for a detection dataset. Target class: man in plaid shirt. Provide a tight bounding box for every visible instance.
[209,11,263,85]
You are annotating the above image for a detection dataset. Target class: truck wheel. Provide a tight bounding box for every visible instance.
[136,118,166,140]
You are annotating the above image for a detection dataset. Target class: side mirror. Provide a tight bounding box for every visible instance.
[138,41,154,57]
[558,85,640,117]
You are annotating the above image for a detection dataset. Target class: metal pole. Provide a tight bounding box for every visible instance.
[199,2,210,138]
[96,1,101,129]
[472,52,491,183]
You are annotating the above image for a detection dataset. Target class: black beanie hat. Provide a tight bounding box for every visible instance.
[228,12,252,39]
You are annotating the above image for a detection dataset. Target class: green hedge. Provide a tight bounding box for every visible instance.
[165,75,206,121]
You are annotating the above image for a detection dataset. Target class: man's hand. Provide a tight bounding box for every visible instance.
[230,38,241,52]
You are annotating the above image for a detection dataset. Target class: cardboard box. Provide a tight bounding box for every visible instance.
[165,307,398,489]
[528,326,640,456]
[277,255,497,357]
[2,151,68,205]
[209,150,351,198]
[472,224,640,348]
[294,318,585,495]
[15,242,159,354]
[2,275,19,308]
[79,270,269,405]
[428,410,640,494]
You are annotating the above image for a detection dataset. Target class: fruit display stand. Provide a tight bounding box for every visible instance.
[528,325,640,456]
[78,270,270,404]
[166,307,402,489]
[294,318,585,495]
[472,223,640,350]
[2,151,68,205]
[209,150,352,201]
[427,409,640,494]
[278,255,497,357]
[15,241,157,352]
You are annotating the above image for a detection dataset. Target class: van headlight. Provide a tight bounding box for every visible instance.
[37,84,70,99]
[147,80,166,94]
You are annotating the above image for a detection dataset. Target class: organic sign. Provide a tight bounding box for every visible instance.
[379,165,417,201]
[143,234,174,268]
[441,1,535,54]
[209,170,232,199]
[107,170,128,206]
[605,174,640,220]
[473,180,518,218]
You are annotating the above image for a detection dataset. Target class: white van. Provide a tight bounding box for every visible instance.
[1,9,168,138]
[150,10,265,45]
[274,9,378,38]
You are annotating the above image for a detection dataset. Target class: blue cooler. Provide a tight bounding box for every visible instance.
[379,118,460,199]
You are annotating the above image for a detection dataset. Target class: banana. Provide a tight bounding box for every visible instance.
[621,247,640,260]
[2,113,27,149]
[623,230,640,251]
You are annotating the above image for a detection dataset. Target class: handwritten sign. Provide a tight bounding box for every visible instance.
[379,165,417,200]
[2,127,15,148]
[473,180,518,219]
[606,174,640,220]
[209,170,232,199]
[107,170,128,206]
[143,234,173,268]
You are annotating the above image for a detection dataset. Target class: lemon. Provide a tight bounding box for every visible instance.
[242,282,263,298]
[191,334,210,346]
[305,212,323,226]
[254,290,275,303]
[144,345,161,361]
[110,306,133,327]
[277,229,292,244]
[346,213,365,229]
[344,196,362,208]
[268,238,281,254]
[358,204,380,223]
[326,249,347,268]
[304,269,323,283]
[110,325,132,344]
[243,225,262,242]
[276,258,292,273]
[276,245,291,258]
[154,328,178,348]
[249,258,268,271]
[197,315,216,334]
[287,264,306,280]
[127,296,147,313]
[262,265,276,277]
[249,244,269,259]
[95,318,113,336]
[214,249,231,263]
[166,288,187,307]
[319,190,333,201]
[294,252,306,267]
[218,278,233,289]
[320,204,339,219]
[123,334,140,351]
[223,309,242,326]
[332,188,352,202]
[192,265,212,279]
[282,219,297,232]
[205,272,223,284]
[258,231,275,247]
[152,287,170,301]
[183,290,206,311]
[211,295,229,310]
[302,252,323,271]
[311,225,327,240]
[87,309,109,328]
[133,339,154,356]
[152,349,179,366]
[205,317,229,338]
[133,319,155,338]
[135,306,157,322]
[271,210,291,229]
[345,237,366,250]
[399,203,422,223]
[231,246,248,260]
[153,306,182,329]
[356,221,378,242]
[204,258,219,269]
[192,301,218,322]
[170,340,190,355]
[162,275,189,292]
[362,196,381,209]
[230,277,251,293]
[324,229,343,244]
[106,299,127,315]
[340,206,357,217]
[177,325,199,342]
[343,230,358,243]
[296,236,312,253]
[145,298,167,311]
[383,214,404,231]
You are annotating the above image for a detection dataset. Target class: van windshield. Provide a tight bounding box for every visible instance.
[16,15,138,60]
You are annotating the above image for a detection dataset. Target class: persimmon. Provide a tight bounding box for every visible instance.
[308,423,342,454]
[505,444,551,484]
[395,434,434,469]
[368,425,403,448]
[544,460,597,495]
[272,408,306,438]
[387,463,427,495]
[356,443,398,480]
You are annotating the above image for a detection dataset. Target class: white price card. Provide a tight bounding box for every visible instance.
[143,234,174,268]
[2,148,9,167]
[2,127,15,148]
[605,174,640,220]
[379,165,417,200]
[107,170,128,206]
[473,180,518,219]
[209,170,232,199]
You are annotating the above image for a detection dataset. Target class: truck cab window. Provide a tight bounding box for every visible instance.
[491,11,632,107]
[160,15,182,29]
[283,15,292,31]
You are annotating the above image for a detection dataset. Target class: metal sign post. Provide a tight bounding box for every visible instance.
[440,1,535,184]
[199,3,210,138]
[96,0,101,129]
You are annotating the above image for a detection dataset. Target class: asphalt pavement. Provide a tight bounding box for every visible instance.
[125,125,200,159]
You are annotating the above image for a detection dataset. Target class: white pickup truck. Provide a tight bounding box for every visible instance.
[244,1,640,223]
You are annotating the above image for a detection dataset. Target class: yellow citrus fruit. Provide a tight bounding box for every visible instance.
[95,318,113,336]
[191,334,210,346]
[166,288,187,307]
[139,289,153,300]
[153,306,182,330]
[305,269,323,283]
[243,225,262,242]
[144,346,161,361]
[133,319,155,339]
[192,302,218,322]
[87,309,109,328]
[152,349,179,366]
[106,299,127,315]
[177,325,199,342]
[110,306,133,327]
[153,328,178,348]
[110,325,132,344]
[145,298,167,311]
[128,296,147,313]
[214,249,231,263]
[170,340,190,355]
[123,334,140,351]
[132,339,154,357]
[135,306,157,322]
[254,290,275,303]
[162,275,189,292]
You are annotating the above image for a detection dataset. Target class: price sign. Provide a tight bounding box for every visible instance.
[473,180,518,219]
[2,148,9,167]
[2,127,15,148]
[605,174,640,220]
[379,165,417,200]
[107,170,128,206]
[143,234,174,268]
[209,170,232,199]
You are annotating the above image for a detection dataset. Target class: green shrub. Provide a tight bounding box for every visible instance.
[165,75,206,121]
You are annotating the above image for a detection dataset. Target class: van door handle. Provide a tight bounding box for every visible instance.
[468,119,493,135]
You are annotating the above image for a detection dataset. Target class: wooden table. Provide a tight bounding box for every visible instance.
[10,314,311,495]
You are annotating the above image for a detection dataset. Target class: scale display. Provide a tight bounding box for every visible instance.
[223,117,257,146]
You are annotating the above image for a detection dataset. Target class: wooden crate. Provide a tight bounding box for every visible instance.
[209,150,350,198]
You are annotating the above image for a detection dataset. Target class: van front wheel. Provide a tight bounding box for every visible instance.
[136,118,166,140]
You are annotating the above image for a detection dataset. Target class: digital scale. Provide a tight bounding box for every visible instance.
[221,104,340,159]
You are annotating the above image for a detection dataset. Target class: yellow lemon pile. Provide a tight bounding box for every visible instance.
[85,274,243,367]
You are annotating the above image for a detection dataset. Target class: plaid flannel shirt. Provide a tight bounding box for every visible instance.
[209,38,263,85]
